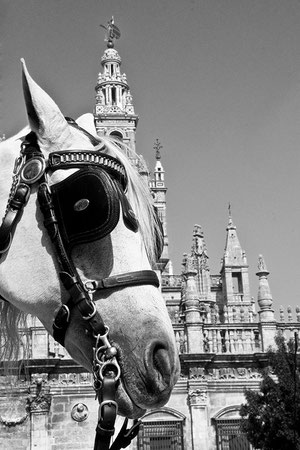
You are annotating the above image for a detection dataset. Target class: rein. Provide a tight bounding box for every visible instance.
[0,126,161,449]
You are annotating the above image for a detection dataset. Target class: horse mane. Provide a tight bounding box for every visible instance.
[0,300,28,364]
[0,131,161,363]
[96,136,161,266]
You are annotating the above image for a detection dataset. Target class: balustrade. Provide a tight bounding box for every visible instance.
[202,326,261,354]
[279,305,300,323]
[161,274,183,288]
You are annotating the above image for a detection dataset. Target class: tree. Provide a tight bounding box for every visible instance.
[240,333,300,450]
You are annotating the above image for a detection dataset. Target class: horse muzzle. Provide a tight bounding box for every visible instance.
[118,338,180,414]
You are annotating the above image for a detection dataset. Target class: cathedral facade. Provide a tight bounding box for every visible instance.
[0,33,300,450]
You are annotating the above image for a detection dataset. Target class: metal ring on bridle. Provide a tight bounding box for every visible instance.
[99,360,121,382]
[94,325,110,342]
[82,301,97,320]
[84,279,97,293]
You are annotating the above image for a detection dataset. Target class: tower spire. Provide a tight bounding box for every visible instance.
[149,140,169,271]
[220,210,251,305]
[94,18,138,150]
[223,205,245,266]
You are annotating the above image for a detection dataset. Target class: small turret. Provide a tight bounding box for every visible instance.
[256,254,276,350]
[220,207,251,306]
[190,225,212,303]
[182,255,202,353]
[256,255,275,322]
[149,140,169,271]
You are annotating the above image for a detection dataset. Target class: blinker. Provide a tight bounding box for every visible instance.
[51,167,121,250]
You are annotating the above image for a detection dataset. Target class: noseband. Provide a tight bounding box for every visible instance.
[0,123,162,450]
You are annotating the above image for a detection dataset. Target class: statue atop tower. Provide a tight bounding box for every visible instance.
[100,16,121,48]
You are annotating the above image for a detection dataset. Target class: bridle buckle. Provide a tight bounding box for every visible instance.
[82,301,97,320]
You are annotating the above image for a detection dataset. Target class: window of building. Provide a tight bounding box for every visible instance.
[213,407,255,450]
[137,409,185,450]
[232,273,243,293]
[109,131,123,142]
[111,87,116,105]
[215,419,255,450]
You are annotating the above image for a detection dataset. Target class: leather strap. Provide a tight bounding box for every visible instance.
[110,419,141,450]
[66,116,101,147]
[94,374,118,450]
[85,270,159,292]
[0,183,30,255]
[38,182,107,345]
[0,133,42,256]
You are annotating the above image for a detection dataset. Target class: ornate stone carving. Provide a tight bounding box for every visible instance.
[218,368,236,379]
[59,373,77,385]
[27,393,51,413]
[248,368,262,379]
[31,373,48,385]
[188,389,207,406]
[79,373,92,384]
[0,399,29,427]
[186,366,263,380]
[27,377,52,413]
[71,403,89,422]
[236,367,247,377]
[189,367,206,379]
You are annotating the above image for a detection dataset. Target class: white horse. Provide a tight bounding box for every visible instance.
[0,61,180,424]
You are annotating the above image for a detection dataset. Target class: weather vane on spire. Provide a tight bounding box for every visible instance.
[228,202,233,225]
[100,16,121,48]
[228,202,232,218]
[153,139,163,160]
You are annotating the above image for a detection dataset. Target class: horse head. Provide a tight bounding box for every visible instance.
[0,61,180,421]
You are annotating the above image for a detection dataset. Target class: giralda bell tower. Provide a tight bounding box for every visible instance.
[94,17,138,153]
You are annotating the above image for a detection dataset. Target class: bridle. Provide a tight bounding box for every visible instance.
[0,121,163,449]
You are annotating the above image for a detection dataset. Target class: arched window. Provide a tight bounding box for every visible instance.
[212,406,254,450]
[109,130,123,142]
[138,408,185,450]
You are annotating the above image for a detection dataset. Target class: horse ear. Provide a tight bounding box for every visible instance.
[21,58,72,148]
[76,113,98,137]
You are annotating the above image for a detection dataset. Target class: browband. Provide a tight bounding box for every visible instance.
[48,150,127,190]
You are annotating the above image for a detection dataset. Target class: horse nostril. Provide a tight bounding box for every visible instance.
[153,345,172,383]
[146,341,172,389]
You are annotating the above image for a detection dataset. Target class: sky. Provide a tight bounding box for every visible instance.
[1,0,300,319]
